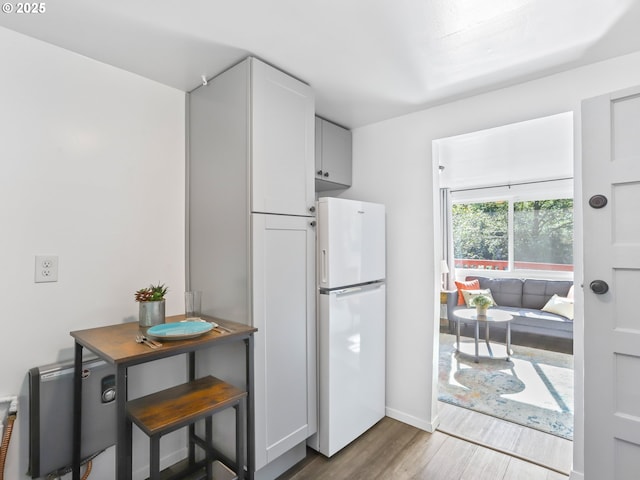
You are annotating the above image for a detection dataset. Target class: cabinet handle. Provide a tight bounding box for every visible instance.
[317,170,323,175]
[310,221,316,227]
[309,206,316,213]
[323,172,329,177]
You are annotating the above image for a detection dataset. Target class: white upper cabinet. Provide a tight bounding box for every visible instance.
[252,59,315,216]
[315,117,352,191]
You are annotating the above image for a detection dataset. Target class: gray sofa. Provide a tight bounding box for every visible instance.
[446,276,574,342]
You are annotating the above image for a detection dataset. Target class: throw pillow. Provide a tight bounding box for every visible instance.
[461,289,496,308]
[542,294,574,320]
[454,279,480,305]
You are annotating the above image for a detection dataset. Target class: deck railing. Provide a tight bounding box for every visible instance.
[454,259,573,272]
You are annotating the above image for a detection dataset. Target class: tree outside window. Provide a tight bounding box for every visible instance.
[452,199,573,272]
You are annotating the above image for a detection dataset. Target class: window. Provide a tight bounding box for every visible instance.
[453,198,573,272]
[514,200,573,271]
[452,201,508,270]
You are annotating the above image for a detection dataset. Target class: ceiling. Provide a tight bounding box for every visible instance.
[436,112,574,190]
[2,0,640,128]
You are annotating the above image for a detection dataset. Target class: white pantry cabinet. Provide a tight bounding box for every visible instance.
[315,116,352,191]
[188,57,316,476]
[251,214,316,466]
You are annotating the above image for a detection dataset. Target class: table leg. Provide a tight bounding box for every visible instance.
[474,320,479,362]
[72,342,82,480]
[456,318,461,352]
[506,322,512,359]
[188,351,196,466]
[116,363,131,479]
[485,322,494,357]
[245,336,255,480]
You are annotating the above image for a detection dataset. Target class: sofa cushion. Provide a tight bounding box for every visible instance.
[455,279,480,305]
[522,279,573,309]
[468,277,523,308]
[461,289,496,308]
[542,294,574,320]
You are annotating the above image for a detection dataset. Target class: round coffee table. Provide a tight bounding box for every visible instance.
[454,308,514,362]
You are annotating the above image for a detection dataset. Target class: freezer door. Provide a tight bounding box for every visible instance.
[316,282,386,457]
[318,197,385,289]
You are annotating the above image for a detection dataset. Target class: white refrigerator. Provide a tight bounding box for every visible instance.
[309,196,386,457]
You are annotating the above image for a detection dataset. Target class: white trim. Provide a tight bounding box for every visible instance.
[385,407,440,433]
[569,469,584,480]
[454,267,574,282]
[451,178,573,203]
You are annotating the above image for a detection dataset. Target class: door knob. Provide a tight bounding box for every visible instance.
[589,280,609,295]
[588,194,608,209]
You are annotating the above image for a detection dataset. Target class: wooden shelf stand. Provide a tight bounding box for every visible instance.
[126,375,247,480]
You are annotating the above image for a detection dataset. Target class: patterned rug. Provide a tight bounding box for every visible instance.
[438,333,574,440]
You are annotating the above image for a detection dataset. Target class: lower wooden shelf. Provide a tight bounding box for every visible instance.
[127,375,246,437]
[127,375,247,480]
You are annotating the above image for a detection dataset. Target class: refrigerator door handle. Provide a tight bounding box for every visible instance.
[335,286,362,296]
[334,282,383,297]
[321,249,328,284]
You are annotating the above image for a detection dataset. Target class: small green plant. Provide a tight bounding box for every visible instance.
[135,283,168,302]
[471,294,492,308]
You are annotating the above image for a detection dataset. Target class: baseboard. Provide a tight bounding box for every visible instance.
[255,441,306,480]
[385,407,439,433]
[133,445,188,478]
[569,469,584,480]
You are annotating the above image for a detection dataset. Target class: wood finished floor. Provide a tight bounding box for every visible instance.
[278,406,571,480]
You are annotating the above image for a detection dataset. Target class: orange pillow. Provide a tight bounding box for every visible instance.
[454,279,480,305]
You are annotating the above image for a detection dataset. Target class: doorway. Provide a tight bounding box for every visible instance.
[432,112,576,469]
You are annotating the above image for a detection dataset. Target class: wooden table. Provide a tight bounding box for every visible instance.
[453,308,513,362]
[71,315,257,480]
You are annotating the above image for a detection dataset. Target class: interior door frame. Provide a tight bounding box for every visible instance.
[431,118,583,477]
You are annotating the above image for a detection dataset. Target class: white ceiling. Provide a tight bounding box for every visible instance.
[2,0,640,128]
[436,112,574,190]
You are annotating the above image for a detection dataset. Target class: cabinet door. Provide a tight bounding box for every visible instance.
[320,119,352,187]
[315,116,323,178]
[251,59,315,216]
[252,214,316,469]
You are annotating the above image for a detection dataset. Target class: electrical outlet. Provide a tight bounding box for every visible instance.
[35,255,58,283]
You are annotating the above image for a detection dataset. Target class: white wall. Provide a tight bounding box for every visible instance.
[0,28,186,479]
[345,49,640,479]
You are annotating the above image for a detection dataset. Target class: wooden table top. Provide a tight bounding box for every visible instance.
[70,314,257,365]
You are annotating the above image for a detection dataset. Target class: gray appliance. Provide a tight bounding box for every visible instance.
[28,357,116,478]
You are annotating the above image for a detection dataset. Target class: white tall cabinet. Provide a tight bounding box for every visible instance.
[188,57,316,476]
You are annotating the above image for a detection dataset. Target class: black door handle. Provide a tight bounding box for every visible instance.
[589,280,609,295]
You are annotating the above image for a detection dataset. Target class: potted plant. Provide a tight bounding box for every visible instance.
[135,283,168,327]
[471,294,492,316]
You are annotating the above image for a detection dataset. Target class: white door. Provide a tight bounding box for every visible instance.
[317,197,386,289]
[316,283,386,457]
[251,213,316,469]
[583,86,640,480]
[251,58,315,217]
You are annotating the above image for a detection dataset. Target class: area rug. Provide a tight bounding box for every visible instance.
[438,333,574,440]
